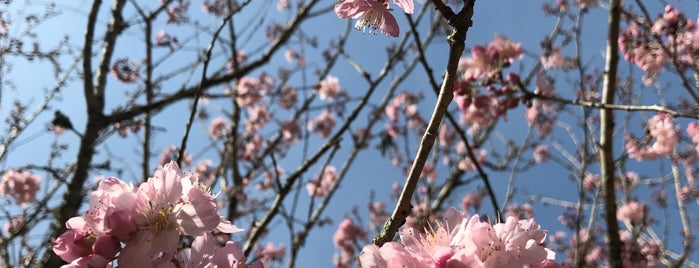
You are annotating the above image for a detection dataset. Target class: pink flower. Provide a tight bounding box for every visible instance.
[359,208,557,268]
[533,145,550,163]
[306,166,337,197]
[179,233,263,268]
[334,218,367,256]
[392,0,414,14]
[626,113,678,161]
[335,0,400,37]
[318,75,342,100]
[308,110,336,138]
[0,169,40,206]
[246,106,271,133]
[119,162,239,266]
[235,76,266,107]
[616,201,648,225]
[209,117,229,139]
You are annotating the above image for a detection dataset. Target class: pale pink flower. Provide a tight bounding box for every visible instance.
[687,121,699,154]
[306,166,337,197]
[209,117,229,139]
[308,110,336,138]
[488,35,524,64]
[0,169,40,206]
[52,217,118,267]
[318,75,342,100]
[393,0,414,14]
[179,233,263,268]
[333,218,367,257]
[616,201,648,225]
[533,145,550,163]
[626,113,678,161]
[460,46,493,80]
[335,0,400,37]
[245,105,271,133]
[540,47,566,69]
[119,162,240,266]
[235,76,266,107]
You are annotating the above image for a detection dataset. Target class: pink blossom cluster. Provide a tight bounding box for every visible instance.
[0,169,41,207]
[525,72,557,137]
[306,165,337,197]
[616,201,649,225]
[625,113,679,161]
[209,117,229,139]
[52,162,260,267]
[618,5,699,85]
[231,73,275,107]
[385,92,426,138]
[334,0,414,37]
[317,75,343,100]
[333,218,367,267]
[452,36,525,135]
[308,110,336,138]
[245,105,271,134]
[358,208,559,268]
[458,35,523,81]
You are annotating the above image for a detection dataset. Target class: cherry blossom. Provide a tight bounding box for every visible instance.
[308,110,336,138]
[617,201,649,225]
[334,0,400,37]
[359,208,557,267]
[318,75,342,100]
[209,117,229,139]
[53,162,245,267]
[0,169,40,207]
[306,166,337,197]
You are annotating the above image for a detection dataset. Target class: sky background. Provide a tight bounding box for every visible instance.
[0,0,698,266]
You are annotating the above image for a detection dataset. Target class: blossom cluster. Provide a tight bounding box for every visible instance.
[618,5,699,85]
[624,113,679,161]
[0,169,41,207]
[358,208,559,268]
[52,162,261,268]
